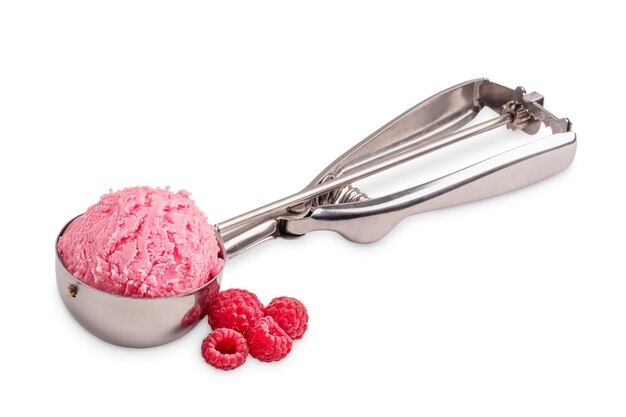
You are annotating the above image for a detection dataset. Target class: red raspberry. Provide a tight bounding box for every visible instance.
[201,328,249,371]
[208,288,265,333]
[265,296,308,339]
[246,316,293,362]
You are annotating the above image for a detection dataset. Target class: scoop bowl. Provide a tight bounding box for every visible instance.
[55,216,224,348]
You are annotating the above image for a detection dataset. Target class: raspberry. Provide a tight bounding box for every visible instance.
[246,316,293,362]
[208,288,265,333]
[265,296,308,339]
[201,328,249,371]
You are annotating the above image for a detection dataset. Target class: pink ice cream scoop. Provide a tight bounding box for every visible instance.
[57,186,223,298]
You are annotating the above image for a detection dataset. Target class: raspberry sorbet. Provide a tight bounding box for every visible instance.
[57,186,223,298]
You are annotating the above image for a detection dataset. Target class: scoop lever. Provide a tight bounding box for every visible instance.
[217,78,576,257]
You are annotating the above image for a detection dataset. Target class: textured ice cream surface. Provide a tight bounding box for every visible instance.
[57,186,224,298]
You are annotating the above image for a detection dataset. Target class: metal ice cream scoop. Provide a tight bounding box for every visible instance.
[56,78,577,347]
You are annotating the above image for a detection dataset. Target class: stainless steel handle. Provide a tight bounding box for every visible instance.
[283,132,576,243]
[217,79,576,257]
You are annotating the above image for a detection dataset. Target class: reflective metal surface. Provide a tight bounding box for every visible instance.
[57,78,576,348]
[217,78,576,255]
[284,132,576,242]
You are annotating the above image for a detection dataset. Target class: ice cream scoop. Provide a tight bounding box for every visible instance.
[56,78,577,348]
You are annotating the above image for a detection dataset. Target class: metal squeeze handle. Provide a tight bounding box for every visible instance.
[284,132,576,243]
[217,79,576,257]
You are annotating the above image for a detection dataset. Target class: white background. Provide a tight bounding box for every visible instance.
[1,1,624,416]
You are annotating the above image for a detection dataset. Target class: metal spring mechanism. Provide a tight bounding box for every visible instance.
[314,174,369,206]
[503,100,533,131]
